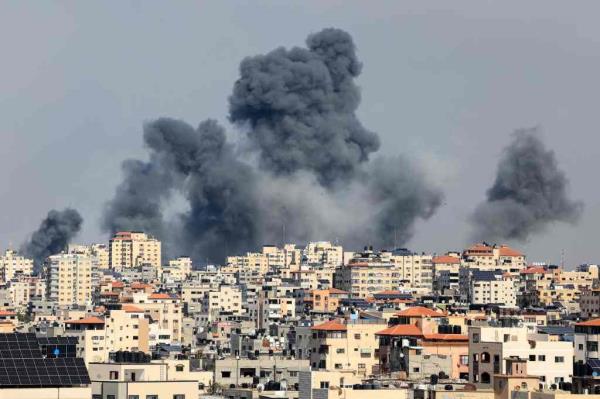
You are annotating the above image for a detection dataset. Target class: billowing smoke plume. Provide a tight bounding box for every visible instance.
[102,28,443,263]
[21,208,83,269]
[229,28,380,187]
[471,128,583,242]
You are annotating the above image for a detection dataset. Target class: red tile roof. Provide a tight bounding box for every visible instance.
[396,306,444,318]
[423,333,468,342]
[432,256,460,264]
[65,316,105,325]
[0,310,16,317]
[376,324,423,337]
[520,267,547,275]
[111,281,125,288]
[122,305,144,313]
[149,293,176,300]
[576,318,600,327]
[498,246,523,257]
[327,288,349,294]
[311,320,347,331]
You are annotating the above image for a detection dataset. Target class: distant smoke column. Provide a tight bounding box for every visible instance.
[367,157,444,248]
[102,159,173,239]
[229,28,380,187]
[148,119,261,263]
[21,208,83,270]
[471,128,583,242]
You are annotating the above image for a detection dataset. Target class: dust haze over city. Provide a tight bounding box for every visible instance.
[4,2,600,398]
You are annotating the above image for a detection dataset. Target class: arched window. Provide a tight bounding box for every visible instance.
[481,372,491,384]
[481,352,491,363]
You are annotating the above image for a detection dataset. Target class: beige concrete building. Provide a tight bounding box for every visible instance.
[469,325,573,389]
[132,292,183,343]
[46,253,92,306]
[334,261,398,299]
[0,249,33,282]
[304,241,344,267]
[109,231,161,271]
[162,256,192,282]
[462,244,526,274]
[201,285,243,321]
[310,319,387,376]
[299,370,409,399]
[89,360,197,399]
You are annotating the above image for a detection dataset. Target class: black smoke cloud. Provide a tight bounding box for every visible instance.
[229,28,379,187]
[471,128,583,242]
[102,28,443,263]
[21,208,83,270]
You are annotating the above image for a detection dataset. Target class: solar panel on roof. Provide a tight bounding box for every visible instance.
[0,333,90,388]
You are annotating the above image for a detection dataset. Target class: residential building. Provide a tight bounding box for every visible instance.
[0,249,33,282]
[46,253,92,306]
[109,231,161,271]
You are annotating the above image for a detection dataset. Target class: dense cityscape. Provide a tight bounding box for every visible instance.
[0,233,600,398]
[2,3,599,399]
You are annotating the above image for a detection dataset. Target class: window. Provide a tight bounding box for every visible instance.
[334,363,342,369]
[221,371,231,378]
[336,348,345,354]
[587,341,599,352]
[173,395,185,399]
[354,334,361,339]
[109,371,119,380]
[146,396,158,399]
[460,355,469,365]
[555,356,565,363]
[538,355,546,361]
[529,355,536,361]
[175,364,185,372]
[129,396,140,399]
[107,396,116,399]
[320,381,329,389]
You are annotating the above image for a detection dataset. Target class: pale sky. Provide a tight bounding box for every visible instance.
[2,1,599,267]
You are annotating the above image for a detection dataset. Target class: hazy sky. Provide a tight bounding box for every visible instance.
[2,1,599,267]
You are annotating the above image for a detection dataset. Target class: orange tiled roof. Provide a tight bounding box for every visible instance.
[65,316,105,325]
[576,318,600,327]
[111,281,125,288]
[432,256,460,264]
[521,267,547,275]
[423,333,468,341]
[375,290,403,295]
[311,320,347,331]
[396,306,444,318]
[131,282,151,289]
[498,246,523,257]
[149,293,174,299]
[376,324,423,337]
[122,304,144,313]
[0,310,16,317]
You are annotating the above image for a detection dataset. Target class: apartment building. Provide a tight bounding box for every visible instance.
[304,241,344,268]
[432,253,461,292]
[162,256,192,282]
[46,253,92,306]
[0,249,33,282]
[310,288,349,313]
[573,318,600,393]
[384,248,434,293]
[6,276,45,306]
[580,290,600,318]
[310,319,387,376]
[462,243,526,274]
[469,325,573,389]
[109,231,161,271]
[463,270,517,306]
[89,358,197,399]
[226,251,269,275]
[132,292,183,343]
[201,285,243,321]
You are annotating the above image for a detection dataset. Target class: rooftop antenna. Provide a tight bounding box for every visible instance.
[282,222,286,246]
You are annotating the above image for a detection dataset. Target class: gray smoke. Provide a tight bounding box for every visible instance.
[21,208,83,270]
[471,128,583,242]
[103,28,443,264]
[229,28,380,187]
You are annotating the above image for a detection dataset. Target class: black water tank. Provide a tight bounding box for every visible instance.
[430,374,439,385]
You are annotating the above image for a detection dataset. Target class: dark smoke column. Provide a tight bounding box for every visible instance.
[229,27,380,187]
[21,208,83,271]
[471,128,583,242]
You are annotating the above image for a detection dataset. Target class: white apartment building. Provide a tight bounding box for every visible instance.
[162,256,192,282]
[462,243,527,274]
[469,325,573,388]
[109,231,161,271]
[46,253,92,306]
[383,248,434,292]
[304,241,344,268]
[463,269,517,306]
[0,249,33,282]
[201,285,243,321]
